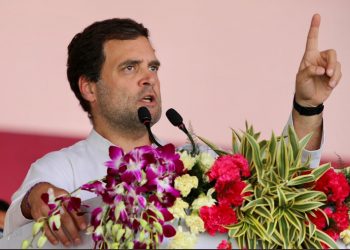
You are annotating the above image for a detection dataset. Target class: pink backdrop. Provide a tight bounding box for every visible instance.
[0,1,349,201]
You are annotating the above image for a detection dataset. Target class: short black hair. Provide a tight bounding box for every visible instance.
[0,199,9,212]
[67,18,149,115]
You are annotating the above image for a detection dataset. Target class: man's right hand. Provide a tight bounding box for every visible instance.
[21,182,87,246]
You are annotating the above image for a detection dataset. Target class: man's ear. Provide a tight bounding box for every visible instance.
[78,76,96,102]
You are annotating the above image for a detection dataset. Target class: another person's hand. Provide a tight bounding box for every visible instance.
[295,13,342,107]
[23,182,87,246]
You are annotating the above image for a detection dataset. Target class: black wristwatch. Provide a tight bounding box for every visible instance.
[293,96,324,116]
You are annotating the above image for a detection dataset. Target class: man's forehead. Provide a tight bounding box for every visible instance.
[104,38,155,53]
[103,37,157,62]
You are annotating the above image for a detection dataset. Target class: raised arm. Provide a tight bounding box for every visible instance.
[293,14,342,150]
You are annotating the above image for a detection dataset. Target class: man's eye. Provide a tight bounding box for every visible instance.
[125,65,135,71]
[149,65,159,72]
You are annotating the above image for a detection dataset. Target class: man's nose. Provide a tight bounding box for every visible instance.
[138,68,157,87]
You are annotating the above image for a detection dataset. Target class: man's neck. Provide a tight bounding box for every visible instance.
[94,125,152,153]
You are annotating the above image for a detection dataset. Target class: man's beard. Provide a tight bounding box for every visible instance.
[95,83,162,134]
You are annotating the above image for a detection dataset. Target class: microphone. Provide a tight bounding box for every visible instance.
[166,108,197,156]
[138,107,162,147]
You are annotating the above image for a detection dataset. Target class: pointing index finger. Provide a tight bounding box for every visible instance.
[305,13,321,51]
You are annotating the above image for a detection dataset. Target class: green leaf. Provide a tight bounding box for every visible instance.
[305,216,316,238]
[303,237,322,249]
[259,140,268,153]
[289,226,297,247]
[254,206,274,221]
[264,197,275,214]
[228,221,247,238]
[261,240,269,250]
[267,220,277,236]
[242,183,254,195]
[246,215,270,241]
[277,187,287,207]
[288,150,303,176]
[291,201,324,212]
[270,231,284,246]
[247,235,257,249]
[285,191,300,202]
[317,208,330,227]
[236,235,245,249]
[254,185,263,200]
[197,136,230,156]
[245,133,263,175]
[340,166,350,176]
[277,137,289,180]
[288,125,299,159]
[287,174,315,186]
[241,197,266,212]
[314,229,339,249]
[278,216,289,249]
[272,207,284,221]
[298,133,313,152]
[270,170,281,185]
[283,209,305,247]
[298,220,306,246]
[294,190,327,203]
[268,132,277,166]
[311,163,331,181]
[231,128,241,154]
[284,209,302,232]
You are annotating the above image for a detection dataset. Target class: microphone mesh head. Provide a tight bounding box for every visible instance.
[166,108,183,126]
[138,106,152,124]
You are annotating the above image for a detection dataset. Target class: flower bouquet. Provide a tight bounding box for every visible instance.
[171,124,350,249]
[22,124,350,249]
[22,144,185,249]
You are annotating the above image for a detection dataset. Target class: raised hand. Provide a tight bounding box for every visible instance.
[295,13,342,107]
[23,182,87,246]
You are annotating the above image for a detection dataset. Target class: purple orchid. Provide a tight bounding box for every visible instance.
[105,146,125,176]
[90,207,103,228]
[66,197,82,213]
[81,180,105,195]
[38,143,186,249]
[157,144,184,174]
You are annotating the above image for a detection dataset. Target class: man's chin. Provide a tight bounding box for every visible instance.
[150,108,162,125]
[135,103,161,124]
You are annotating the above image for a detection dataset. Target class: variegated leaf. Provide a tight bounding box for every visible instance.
[311,163,331,180]
[314,229,339,249]
[291,202,324,212]
[287,174,314,186]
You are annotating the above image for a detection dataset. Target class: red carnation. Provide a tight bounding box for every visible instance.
[231,154,250,178]
[217,239,232,249]
[208,156,241,183]
[199,204,237,236]
[324,228,339,241]
[329,203,349,232]
[208,154,250,184]
[216,180,247,207]
[314,169,350,203]
[308,203,349,242]
[307,209,327,230]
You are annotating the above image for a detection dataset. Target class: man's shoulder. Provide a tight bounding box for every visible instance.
[32,138,89,167]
